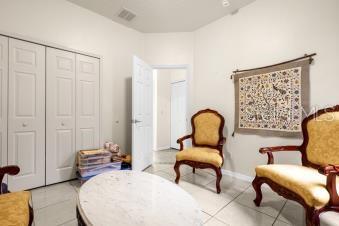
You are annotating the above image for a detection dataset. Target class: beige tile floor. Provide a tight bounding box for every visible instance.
[30,150,339,226]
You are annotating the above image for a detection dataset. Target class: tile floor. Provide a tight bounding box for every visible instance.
[153,148,178,164]
[29,150,339,226]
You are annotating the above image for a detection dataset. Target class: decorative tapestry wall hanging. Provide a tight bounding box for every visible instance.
[232,54,315,137]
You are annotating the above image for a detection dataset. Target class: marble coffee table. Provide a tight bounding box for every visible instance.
[77,170,202,226]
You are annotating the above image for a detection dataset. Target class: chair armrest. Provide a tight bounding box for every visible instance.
[177,135,192,151]
[259,146,300,164]
[0,165,20,177]
[318,165,339,205]
[259,145,300,154]
[318,164,339,175]
[218,137,226,146]
[0,165,20,194]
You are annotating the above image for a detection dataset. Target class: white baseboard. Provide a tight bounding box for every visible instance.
[221,169,254,182]
[155,146,171,151]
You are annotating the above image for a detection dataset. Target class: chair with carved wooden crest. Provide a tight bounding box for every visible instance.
[253,105,339,226]
[174,109,226,193]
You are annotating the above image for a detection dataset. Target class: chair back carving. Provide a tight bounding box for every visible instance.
[191,109,225,148]
[301,105,339,168]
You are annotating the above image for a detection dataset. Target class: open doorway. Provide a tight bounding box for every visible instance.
[152,68,188,164]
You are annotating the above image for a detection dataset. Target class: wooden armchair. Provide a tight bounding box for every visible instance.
[252,105,339,226]
[0,165,33,226]
[174,109,226,193]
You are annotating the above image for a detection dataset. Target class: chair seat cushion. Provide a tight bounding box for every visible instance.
[0,191,31,226]
[176,147,223,167]
[256,164,339,209]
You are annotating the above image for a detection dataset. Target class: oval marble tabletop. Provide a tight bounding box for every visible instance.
[77,170,202,226]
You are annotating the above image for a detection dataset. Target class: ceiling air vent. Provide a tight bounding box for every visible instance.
[117,8,136,22]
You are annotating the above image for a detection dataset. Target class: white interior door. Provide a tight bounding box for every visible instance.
[132,56,153,171]
[171,81,187,149]
[46,48,76,185]
[0,36,8,168]
[8,38,45,191]
[76,54,100,152]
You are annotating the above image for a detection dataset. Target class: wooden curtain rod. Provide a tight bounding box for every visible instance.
[230,53,316,79]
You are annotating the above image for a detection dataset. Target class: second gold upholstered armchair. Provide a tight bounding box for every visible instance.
[0,165,33,226]
[174,109,226,193]
[253,105,339,226]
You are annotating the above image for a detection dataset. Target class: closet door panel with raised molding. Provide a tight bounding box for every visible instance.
[76,54,100,151]
[46,48,76,185]
[0,36,8,168]
[8,38,45,191]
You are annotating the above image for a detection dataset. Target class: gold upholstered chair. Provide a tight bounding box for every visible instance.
[253,106,339,226]
[174,109,226,193]
[0,165,33,226]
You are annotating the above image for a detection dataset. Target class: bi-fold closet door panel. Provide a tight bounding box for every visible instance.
[0,36,8,168]
[76,54,100,151]
[2,36,100,189]
[46,52,100,184]
[7,38,46,191]
[46,48,76,185]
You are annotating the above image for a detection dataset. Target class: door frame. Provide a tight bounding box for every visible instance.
[152,65,191,151]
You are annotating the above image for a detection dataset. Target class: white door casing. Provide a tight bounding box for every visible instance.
[132,56,153,171]
[76,54,100,152]
[8,38,46,191]
[170,81,187,149]
[0,36,8,168]
[46,48,76,185]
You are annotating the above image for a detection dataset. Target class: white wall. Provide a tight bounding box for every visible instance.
[171,69,187,83]
[144,32,195,130]
[144,33,194,66]
[193,0,339,176]
[0,0,144,153]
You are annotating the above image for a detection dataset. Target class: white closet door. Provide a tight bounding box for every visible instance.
[46,48,76,185]
[0,36,8,168]
[76,54,100,151]
[8,38,45,191]
[170,81,187,149]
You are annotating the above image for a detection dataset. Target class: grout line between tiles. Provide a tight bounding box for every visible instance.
[159,168,191,177]
[235,199,282,220]
[272,200,288,225]
[56,218,77,226]
[211,184,251,220]
[229,185,287,221]
[33,198,73,211]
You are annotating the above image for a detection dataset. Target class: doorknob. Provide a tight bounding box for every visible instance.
[22,123,28,127]
[131,119,142,124]
[61,122,65,126]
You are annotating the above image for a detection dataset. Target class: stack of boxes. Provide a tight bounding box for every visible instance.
[77,149,121,183]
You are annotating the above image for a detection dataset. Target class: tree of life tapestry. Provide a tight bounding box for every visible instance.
[234,59,310,137]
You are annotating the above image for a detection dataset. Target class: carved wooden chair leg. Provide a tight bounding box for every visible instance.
[193,168,195,174]
[29,205,34,226]
[174,161,181,184]
[306,208,320,226]
[252,176,264,206]
[215,167,222,194]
